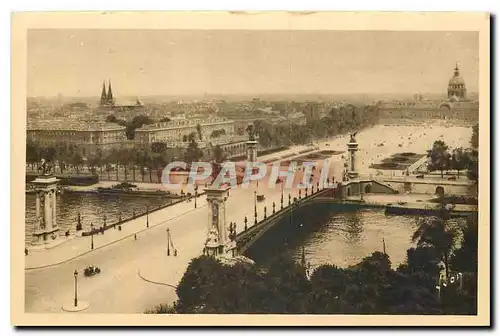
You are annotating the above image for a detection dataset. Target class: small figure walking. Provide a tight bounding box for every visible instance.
[24,248,28,256]
[134,234,137,240]
[174,249,178,257]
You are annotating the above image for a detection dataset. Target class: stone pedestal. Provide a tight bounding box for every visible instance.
[347,141,359,179]
[204,186,237,258]
[31,175,60,247]
[246,140,258,163]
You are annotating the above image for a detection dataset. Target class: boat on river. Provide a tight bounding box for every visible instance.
[96,182,181,198]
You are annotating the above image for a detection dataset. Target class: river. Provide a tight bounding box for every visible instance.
[245,203,466,270]
[24,193,173,245]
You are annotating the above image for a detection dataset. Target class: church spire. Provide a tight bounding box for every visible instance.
[100,81,107,105]
[107,80,114,104]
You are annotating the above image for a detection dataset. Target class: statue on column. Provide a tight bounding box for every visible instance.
[349,132,358,143]
[246,124,256,141]
[38,158,53,175]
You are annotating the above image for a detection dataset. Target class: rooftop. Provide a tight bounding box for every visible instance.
[27,120,126,132]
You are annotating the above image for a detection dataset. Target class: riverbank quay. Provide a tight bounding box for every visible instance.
[338,194,478,218]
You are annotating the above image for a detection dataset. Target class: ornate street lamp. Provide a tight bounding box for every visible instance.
[166,228,171,256]
[76,212,82,231]
[299,189,302,199]
[254,191,257,225]
[194,185,198,209]
[272,201,276,214]
[244,216,248,231]
[264,206,267,219]
[281,182,284,209]
[146,205,149,228]
[288,193,291,206]
[73,270,78,307]
[90,223,94,250]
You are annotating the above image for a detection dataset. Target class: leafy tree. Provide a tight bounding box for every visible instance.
[427,140,451,178]
[412,215,459,278]
[450,213,478,274]
[470,124,479,149]
[212,145,226,164]
[26,140,41,169]
[196,123,203,140]
[450,147,470,178]
[106,114,118,123]
[125,115,155,140]
[466,149,479,182]
[151,142,168,154]
[184,133,203,163]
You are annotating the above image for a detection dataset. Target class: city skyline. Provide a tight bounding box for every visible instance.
[28,30,479,98]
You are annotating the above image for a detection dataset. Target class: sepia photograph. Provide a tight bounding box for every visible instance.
[11,12,490,326]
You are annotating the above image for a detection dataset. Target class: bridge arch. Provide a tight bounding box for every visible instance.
[435,186,445,198]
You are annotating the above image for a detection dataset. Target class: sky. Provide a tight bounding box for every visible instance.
[27,30,479,98]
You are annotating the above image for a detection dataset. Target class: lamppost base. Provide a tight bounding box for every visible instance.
[62,301,90,312]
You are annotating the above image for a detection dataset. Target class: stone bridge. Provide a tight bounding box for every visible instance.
[234,178,399,255]
[235,184,333,255]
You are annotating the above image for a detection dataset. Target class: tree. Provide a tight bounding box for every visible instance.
[470,124,479,149]
[151,142,168,154]
[70,150,84,174]
[466,149,479,182]
[106,114,118,123]
[212,145,226,164]
[125,115,155,140]
[427,140,451,178]
[450,213,478,273]
[412,215,459,278]
[196,123,203,140]
[184,133,203,163]
[450,147,470,178]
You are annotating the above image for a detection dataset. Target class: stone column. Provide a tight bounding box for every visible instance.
[35,192,41,222]
[44,190,51,230]
[52,189,57,228]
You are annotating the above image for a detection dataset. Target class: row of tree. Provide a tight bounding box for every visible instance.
[253,104,380,148]
[147,208,477,315]
[26,136,227,182]
[426,124,479,181]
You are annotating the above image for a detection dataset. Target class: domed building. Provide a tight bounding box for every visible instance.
[447,63,467,101]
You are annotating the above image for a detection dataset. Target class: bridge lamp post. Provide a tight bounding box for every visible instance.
[90,223,94,250]
[254,191,257,225]
[73,270,78,307]
[194,185,198,209]
[166,228,171,256]
[280,183,284,209]
[244,216,248,231]
[146,205,149,228]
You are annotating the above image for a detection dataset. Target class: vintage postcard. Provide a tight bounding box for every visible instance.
[11,12,490,326]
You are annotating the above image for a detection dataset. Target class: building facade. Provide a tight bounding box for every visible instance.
[27,120,126,157]
[135,117,235,145]
[378,63,478,122]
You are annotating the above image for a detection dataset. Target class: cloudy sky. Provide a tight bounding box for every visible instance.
[27,30,479,97]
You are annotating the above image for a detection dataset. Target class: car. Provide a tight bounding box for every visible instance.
[416,174,424,179]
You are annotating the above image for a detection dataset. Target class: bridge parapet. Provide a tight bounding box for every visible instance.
[235,186,333,254]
